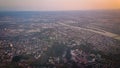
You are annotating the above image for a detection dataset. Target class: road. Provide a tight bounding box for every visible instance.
[59,23,120,41]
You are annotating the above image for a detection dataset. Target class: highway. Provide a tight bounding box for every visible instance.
[59,23,120,41]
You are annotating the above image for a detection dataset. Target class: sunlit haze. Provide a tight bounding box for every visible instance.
[0,0,120,11]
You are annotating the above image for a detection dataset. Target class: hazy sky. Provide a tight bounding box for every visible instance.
[0,0,120,11]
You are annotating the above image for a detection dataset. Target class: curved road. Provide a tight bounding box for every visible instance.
[59,23,120,41]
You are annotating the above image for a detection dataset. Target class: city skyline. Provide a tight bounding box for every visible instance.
[0,0,120,11]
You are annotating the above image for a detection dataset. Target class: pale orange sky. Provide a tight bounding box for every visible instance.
[0,0,120,11]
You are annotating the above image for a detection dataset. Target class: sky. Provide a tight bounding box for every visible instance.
[0,0,120,11]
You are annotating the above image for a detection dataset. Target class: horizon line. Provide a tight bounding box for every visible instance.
[0,9,120,12]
